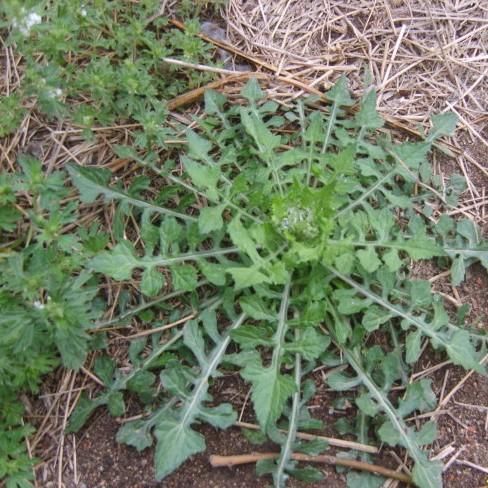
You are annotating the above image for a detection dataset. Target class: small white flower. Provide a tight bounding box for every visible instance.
[80,7,87,17]
[46,87,63,99]
[25,12,41,28]
[33,300,45,310]
[13,10,42,36]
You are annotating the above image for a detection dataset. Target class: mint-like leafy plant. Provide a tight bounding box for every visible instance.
[0,157,106,486]
[1,0,215,131]
[69,78,487,488]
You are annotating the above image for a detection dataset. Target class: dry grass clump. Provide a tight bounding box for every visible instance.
[225,0,488,114]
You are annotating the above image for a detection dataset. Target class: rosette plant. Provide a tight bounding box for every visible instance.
[68,78,487,488]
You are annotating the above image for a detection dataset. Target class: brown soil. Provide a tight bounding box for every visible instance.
[434,368,488,488]
[69,415,347,488]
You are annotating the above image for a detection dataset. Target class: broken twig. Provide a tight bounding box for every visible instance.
[210,451,411,484]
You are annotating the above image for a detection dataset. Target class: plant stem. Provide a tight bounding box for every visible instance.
[235,421,378,453]
[343,347,438,486]
[140,246,239,267]
[179,313,246,427]
[209,452,411,483]
[93,282,208,329]
[275,328,301,487]
[321,102,337,155]
[327,265,479,365]
[334,171,393,218]
[139,151,264,223]
[272,281,291,368]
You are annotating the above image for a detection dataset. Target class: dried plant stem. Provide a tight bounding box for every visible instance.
[167,73,266,110]
[162,57,245,75]
[210,451,411,483]
[169,18,281,74]
[122,313,196,340]
[235,420,378,454]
